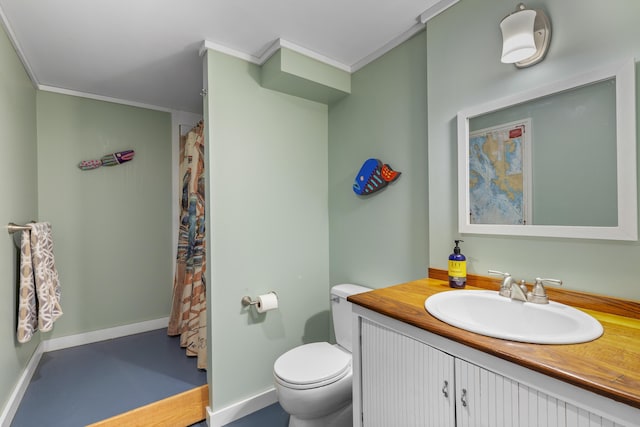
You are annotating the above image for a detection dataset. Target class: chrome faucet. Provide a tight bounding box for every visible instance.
[527,277,563,304]
[500,275,513,298]
[488,270,524,300]
[509,279,529,302]
[489,270,562,304]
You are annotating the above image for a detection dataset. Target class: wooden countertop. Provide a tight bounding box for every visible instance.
[348,270,640,409]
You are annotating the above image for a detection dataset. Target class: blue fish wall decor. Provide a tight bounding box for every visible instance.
[353,158,401,196]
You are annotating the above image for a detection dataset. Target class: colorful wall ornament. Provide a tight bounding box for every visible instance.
[78,150,135,170]
[353,158,401,196]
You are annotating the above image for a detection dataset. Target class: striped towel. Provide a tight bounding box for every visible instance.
[17,230,37,343]
[16,223,63,342]
[30,222,63,332]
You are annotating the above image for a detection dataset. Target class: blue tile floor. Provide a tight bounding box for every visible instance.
[12,328,207,427]
[12,328,289,427]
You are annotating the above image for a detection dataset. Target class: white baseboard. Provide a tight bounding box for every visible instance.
[207,388,278,427]
[41,317,169,352]
[0,343,44,426]
[0,317,169,426]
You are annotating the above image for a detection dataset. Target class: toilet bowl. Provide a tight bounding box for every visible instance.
[273,284,371,427]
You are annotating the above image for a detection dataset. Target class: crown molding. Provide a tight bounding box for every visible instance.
[255,39,283,65]
[2,3,197,114]
[37,85,198,114]
[275,39,352,72]
[0,4,39,88]
[201,38,352,72]
[4,0,459,109]
[201,0,460,77]
[420,0,460,23]
[350,22,425,73]
[199,40,263,65]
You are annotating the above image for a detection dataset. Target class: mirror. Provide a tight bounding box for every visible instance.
[457,60,637,240]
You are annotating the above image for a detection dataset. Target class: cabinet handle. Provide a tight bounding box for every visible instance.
[442,380,449,398]
[460,388,468,407]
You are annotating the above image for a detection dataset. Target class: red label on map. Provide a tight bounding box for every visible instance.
[509,128,523,138]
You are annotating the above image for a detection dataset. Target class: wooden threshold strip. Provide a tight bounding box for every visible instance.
[87,384,209,427]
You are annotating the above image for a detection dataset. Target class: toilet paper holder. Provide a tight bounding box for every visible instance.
[241,291,277,307]
[241,296,259,306]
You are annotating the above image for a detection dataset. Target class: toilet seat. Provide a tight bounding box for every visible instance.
[274,342,351,390]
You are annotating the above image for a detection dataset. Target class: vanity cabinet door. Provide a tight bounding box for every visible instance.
[455,358,520,427]
[360,318,455,427]
[454,359,624,427]
[517,381,624,427]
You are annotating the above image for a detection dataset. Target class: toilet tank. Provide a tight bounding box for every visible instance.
[331,284,371,352]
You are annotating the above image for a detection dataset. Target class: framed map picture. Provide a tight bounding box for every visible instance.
[469,119,532,225]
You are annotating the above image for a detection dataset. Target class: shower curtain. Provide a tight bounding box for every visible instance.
[168,121,207,369]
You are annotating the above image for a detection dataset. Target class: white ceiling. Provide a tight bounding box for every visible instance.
[0,0,456,114]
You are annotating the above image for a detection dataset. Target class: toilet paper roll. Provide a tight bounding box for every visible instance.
[256,292,278,313]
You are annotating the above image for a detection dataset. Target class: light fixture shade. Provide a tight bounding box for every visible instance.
[500,9,537,64]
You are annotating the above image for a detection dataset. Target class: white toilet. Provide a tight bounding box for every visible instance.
[273,284,371,427]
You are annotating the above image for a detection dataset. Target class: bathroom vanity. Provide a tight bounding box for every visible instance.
[348,272,640,427]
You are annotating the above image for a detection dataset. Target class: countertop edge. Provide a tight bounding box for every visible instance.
[348,277,640,410]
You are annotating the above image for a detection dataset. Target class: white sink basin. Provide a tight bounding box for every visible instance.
[425,290,603,344]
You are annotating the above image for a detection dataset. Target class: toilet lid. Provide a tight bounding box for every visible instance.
[274,342,351,387]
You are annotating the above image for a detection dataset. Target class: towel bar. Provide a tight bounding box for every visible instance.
[7,222,31,234]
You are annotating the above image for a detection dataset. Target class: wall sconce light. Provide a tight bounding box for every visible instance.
[500,3,551,68]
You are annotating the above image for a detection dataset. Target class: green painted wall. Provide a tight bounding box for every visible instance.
[0,22,39,414]
[1,26,173,418]
[36,92,173,335]
[206,50,330,409]
[427,0,640,299]
[328,31,429,288]
[262,48,351,105]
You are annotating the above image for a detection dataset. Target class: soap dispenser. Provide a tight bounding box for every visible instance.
[448,240,467,288]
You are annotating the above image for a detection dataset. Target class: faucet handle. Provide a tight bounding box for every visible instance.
[488,270,509,277]
[528,277,563,304]
[488,270,512,297]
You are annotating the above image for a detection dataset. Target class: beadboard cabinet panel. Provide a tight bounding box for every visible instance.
[360,318,455,427]
[455,358,520,427]
[356,313,629,427]
[455,358,623,427]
